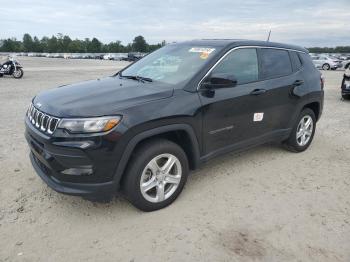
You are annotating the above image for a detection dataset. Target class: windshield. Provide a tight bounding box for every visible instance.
[120,44,218,85]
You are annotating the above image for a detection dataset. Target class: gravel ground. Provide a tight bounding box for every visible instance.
[0,57,349,262]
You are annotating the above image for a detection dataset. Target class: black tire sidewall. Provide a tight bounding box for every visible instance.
[13,68,23,79]
[322,63,330,70]
[123,139,189,211]
[286,108,316,152]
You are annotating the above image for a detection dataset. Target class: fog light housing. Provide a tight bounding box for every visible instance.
[61,167,93,176]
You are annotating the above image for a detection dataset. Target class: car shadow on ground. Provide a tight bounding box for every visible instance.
[46,142,287,216]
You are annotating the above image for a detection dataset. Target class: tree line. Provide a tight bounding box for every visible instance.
[307,46,350,54]
[1,34,349,54]
[0,33,166,53]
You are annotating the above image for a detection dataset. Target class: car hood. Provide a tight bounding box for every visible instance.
[33,76,174,117]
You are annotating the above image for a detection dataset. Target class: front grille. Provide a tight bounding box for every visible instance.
[27,103,60,134]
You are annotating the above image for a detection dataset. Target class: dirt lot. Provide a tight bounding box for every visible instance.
[0,57,349,262]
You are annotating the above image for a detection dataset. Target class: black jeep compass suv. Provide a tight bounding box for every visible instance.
[25,40,324,211]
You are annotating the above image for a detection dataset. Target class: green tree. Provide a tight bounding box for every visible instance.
[88,37,102,53]
[132,35,147,52]
[107,41,123,53]
[0,38,22,52]
[62,35,72,52]
[68,40,83,53]
[23,33,34,52]
[47,35,58,53]
[0,33,167,53]
[33,36,42,52]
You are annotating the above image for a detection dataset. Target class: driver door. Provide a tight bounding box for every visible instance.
[198,48,270,155]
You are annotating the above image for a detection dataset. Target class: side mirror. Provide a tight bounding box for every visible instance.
[201,73,237,89]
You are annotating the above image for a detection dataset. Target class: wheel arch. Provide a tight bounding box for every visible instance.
[302,101,320,121]
[113,124,201,187]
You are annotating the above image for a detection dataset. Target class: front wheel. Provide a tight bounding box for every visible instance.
[123,139,189,211]
[284,108,316,152]
[13,68,23,79]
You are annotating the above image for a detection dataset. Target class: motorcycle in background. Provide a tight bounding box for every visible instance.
[0,56,24,79]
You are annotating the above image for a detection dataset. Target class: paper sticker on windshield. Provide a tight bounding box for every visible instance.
[189,47,215,54]
[200,52,209,59]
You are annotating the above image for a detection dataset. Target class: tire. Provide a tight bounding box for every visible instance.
[123,138,189,211]
[342,94,350,100]
[322,63,330,70]
[13,68,23,79]
[284,108,316,152]
[345,63,350,69]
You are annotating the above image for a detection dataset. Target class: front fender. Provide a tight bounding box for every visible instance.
[113,123,200,187]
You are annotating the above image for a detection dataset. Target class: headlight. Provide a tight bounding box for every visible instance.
[58,116,121,133]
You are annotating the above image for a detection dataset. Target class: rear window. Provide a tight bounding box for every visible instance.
[259,49,293,79]
[290,51,302,71]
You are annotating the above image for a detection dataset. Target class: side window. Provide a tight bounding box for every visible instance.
[290,51,302,71]
[259,49,293,79]
[211,48,259,85]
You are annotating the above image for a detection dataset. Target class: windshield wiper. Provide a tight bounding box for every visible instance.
[119,74,153,82]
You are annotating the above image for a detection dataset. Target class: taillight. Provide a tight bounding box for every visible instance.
[320,75,324,90]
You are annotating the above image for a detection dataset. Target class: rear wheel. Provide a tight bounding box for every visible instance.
[284,108,316,152]
[13,68,23,79]
[123,139,189,211]
[322,63,330,70]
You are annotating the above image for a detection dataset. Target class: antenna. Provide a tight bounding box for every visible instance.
[267,30,271,42]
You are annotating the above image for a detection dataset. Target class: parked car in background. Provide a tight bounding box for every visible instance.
[110,53,128,61]
[103,53,113,60]
[311,55,342,70]
[122,52,145,62]
[341,68,350,99]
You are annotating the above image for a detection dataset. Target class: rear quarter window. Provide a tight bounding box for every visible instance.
[299,53,316,68]
[290,51,302,71]
[259,48,293,79]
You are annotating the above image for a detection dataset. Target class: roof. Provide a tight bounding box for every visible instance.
[179,39,308,53]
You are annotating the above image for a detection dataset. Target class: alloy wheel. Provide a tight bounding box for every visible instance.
[296,115,313,146]
[140,153,182,203]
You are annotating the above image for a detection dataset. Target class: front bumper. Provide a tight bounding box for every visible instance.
[342,89,350,95]
[30,153,116,198]
[25,118,123,198]
[342,79,350,94]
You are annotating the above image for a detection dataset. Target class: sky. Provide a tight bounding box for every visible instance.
[0,0,349,47]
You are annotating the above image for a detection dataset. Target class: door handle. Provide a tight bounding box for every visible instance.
[250,89,267,95]
[293,80,304,86]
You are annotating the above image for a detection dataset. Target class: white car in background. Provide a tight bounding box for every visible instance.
[311,55,342,70]
[103,53,113,60]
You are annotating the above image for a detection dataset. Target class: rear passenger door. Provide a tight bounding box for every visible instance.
[257,48,300,131]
